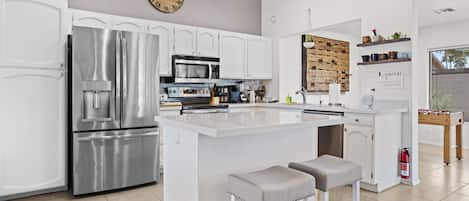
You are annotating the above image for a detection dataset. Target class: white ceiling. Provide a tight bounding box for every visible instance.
[419,0,469,27]
[320,19,362,37]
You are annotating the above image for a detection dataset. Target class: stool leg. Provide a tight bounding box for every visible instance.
[320,190,329,201]
[352,180,360,201]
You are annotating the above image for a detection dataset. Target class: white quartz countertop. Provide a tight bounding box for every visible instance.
[160,101,408,114]
[156,109,348,138]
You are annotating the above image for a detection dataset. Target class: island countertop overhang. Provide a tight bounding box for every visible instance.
[155,109,349,138]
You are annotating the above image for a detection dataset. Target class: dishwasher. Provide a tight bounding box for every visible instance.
[303,109,344,158]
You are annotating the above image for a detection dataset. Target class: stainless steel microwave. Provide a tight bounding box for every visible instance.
[172,55,220,83]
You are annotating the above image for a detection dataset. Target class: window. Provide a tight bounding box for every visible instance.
[430,47,469,121]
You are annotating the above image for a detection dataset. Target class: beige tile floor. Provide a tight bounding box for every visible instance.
[13,144,469,201]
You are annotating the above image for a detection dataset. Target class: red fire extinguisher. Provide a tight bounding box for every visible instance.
[400,148,410,179]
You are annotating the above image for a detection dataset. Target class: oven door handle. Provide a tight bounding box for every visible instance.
[77,132,159,141]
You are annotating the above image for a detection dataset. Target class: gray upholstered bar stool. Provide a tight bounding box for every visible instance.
[289,155,362,201]
[227,166,316,201]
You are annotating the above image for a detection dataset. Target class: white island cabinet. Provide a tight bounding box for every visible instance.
[156,109,346,201]
[344,112,403,192]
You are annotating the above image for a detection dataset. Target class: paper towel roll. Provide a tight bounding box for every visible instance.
[329,83,341,105]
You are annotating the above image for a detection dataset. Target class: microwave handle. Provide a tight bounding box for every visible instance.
[208,64,213,80]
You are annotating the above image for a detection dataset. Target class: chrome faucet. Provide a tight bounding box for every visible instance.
[295,87,307,104]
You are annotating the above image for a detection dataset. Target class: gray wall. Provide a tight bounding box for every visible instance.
[69,0,261,34]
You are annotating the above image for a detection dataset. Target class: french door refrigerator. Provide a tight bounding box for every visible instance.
[69,26,160,195]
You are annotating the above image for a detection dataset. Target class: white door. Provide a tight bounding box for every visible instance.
[112,16,146,32]
[0,0,67,70]
[147,21,174,76]
[0,69,66,196]
[220,32,246,79]
[246,37,272,79]
[174,25,196,56]
[72,9,111,29]
[344,124,374,184]
[196,28,219,57]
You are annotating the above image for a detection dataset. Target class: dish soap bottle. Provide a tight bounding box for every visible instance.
[285,94,292,105]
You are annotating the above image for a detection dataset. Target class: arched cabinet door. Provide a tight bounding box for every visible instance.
[72,9,112,29]
[344,124,374,184]
[174,25,196,56]
[112,16,146,32]
[0,0,67,70]
[196,28,219,57]
[0,69,66,197]
[147,21,174,76]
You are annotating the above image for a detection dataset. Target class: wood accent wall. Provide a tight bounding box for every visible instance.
[302,35,350,93]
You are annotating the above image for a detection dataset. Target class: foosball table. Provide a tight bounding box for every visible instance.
[418,110,464,165]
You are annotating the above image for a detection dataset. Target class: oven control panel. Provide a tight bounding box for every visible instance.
[167,87,211,98]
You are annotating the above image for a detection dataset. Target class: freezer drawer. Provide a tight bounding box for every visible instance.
[73,128,159,195]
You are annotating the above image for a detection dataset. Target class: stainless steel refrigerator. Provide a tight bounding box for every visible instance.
[69,26,160,195]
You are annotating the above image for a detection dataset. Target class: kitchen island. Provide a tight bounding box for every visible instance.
[156,109,347,201]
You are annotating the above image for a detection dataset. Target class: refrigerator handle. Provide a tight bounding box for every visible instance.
[121,33,128,122]
[115,32,122,123]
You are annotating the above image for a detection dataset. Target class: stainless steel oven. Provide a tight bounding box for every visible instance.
[172,55,220,83]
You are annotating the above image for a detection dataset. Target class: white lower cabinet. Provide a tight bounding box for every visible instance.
[344,112,403,192]
[158,109,182,173]
[0,69,66,197]
[344,124,374,184]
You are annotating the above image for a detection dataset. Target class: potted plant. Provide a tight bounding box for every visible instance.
[303,35,315,49]
[432,92,450,112]
[392,32,402,40]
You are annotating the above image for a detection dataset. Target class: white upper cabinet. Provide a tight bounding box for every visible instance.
[196,28,219,57]
[173,25,197,56]
[112,16,146,32]
[344,124,374,184]
[0,69,66,196]
[220,32,246,79]
[72,9,111,29]
[68,10,273,80]
[147,21,174,76]
[173,26,219,57]
[246,36,272,79]
[0,0,68,70]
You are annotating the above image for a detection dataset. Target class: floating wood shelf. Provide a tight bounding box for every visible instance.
[357,58,411,66]
[357,38,411,47]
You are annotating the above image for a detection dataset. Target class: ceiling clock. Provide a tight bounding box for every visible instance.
[149,0,184,14]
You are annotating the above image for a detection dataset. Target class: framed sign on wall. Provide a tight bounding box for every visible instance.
[301,35,350,93]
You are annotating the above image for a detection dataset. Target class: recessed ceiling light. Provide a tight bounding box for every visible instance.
[433,8,456,14]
